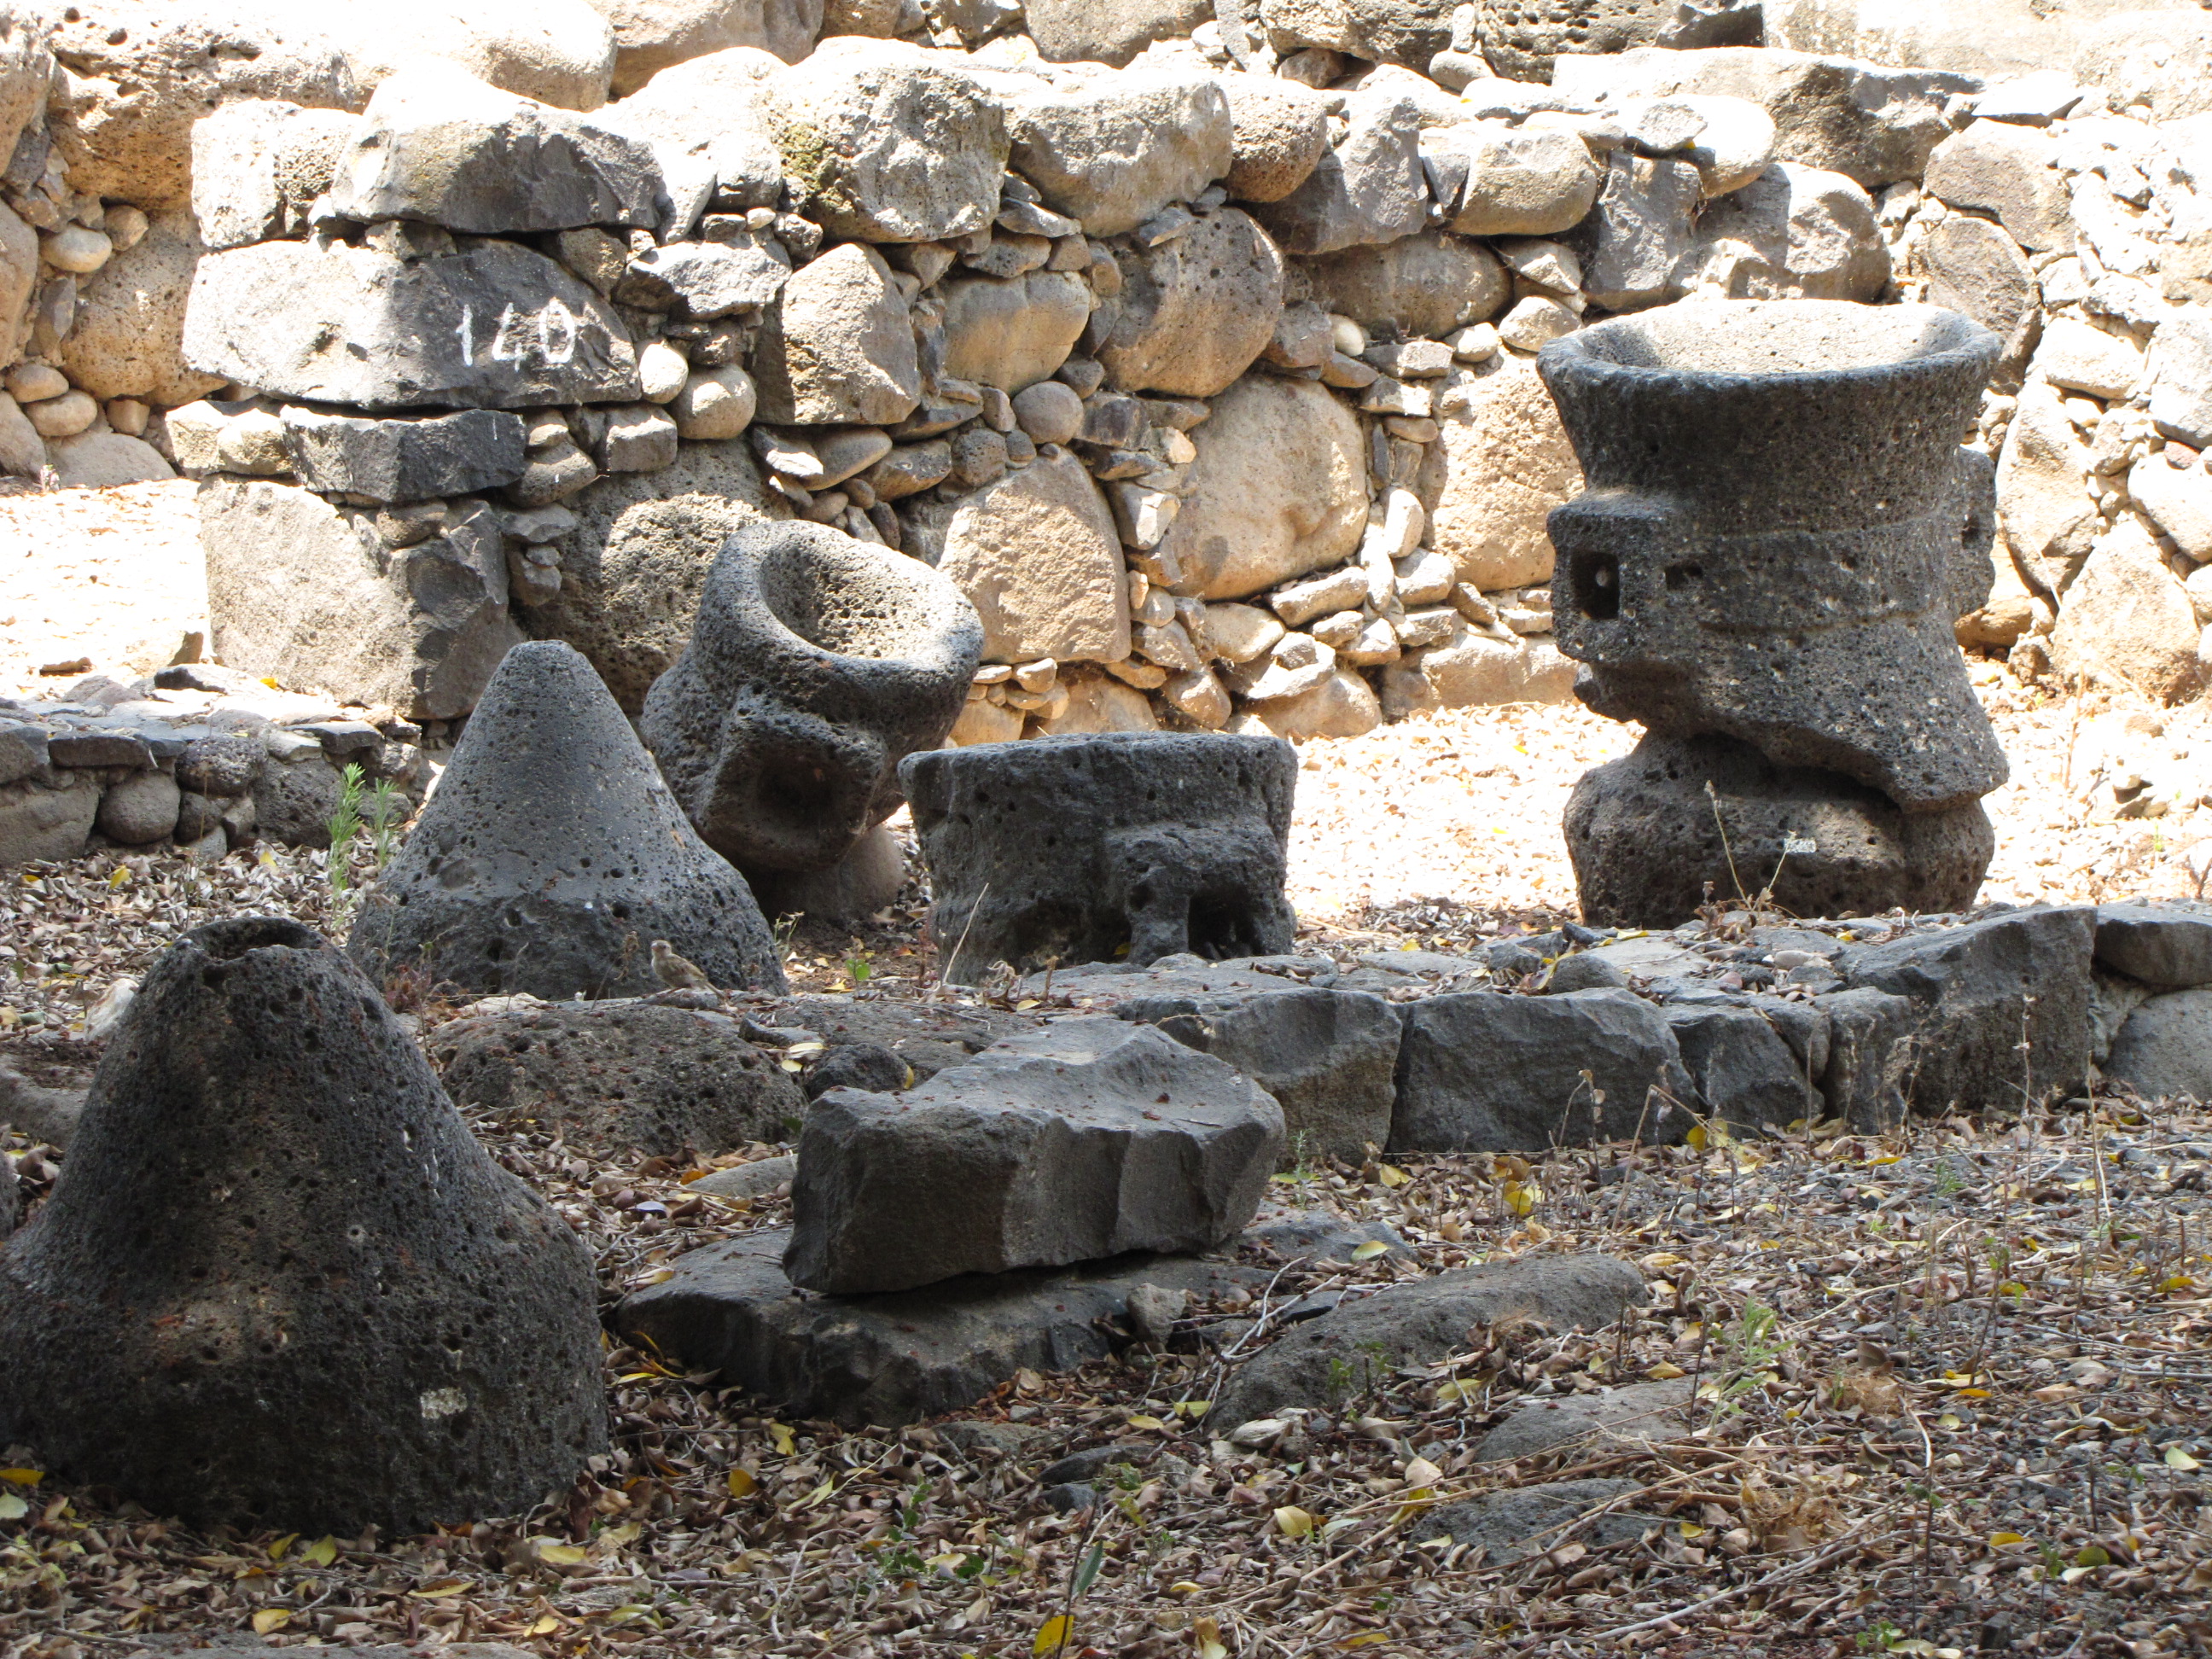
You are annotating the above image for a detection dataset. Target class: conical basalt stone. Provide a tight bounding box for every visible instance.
[0,916,606,1534]
[349,640,785,999]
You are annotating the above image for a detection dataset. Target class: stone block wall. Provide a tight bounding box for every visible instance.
[0,0,2209,740]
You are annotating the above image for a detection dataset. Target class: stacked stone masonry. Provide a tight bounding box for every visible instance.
[3,0,2212,742]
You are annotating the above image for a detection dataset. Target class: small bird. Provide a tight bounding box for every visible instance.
[650,940,716,992]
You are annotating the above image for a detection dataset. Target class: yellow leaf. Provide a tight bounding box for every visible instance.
[1127,1415,1167,1431]
[1958,1387,1993,1398]
[1034,1614,1074,1656]
[527,1616,562,1636]
[727,1467,757,1498]
[769,1423,796,1456]
[1174,1399,1211,1417]
[1350,1241,1388,1261]
[2161,1274,2197,1293]
[1937,1412,1961,1429]
[1647,1362,1686,1380]
[1501,1180,1540,1217]
[1171,1582,1203,1597]
[2167,1447,2203,1470]
[2060,1565,2096,1584]
[1340,1637,1392,1650]
[409,1580,469,1598]
[1435,1379,1476,1404]
[1866,1154,1901,1165]
[266,1534,297,1562]
[0,1470,42,1487]
[2074,1544,2110,1568]
[1404,1457,1443,1488]
[1988,1533,2029,1548]
[534,1541,590,1567]
[1274,1505,1318,1538]
[1377,1165,1409,1187]
[801,1478,835,1508]
[1686,1125,1708,1150]
[251,1610,291,1635]
[927,1551,968,1574]
[1194,1615,1229,1659]
[0,1493,24,1522]
[300,1536,338,1568]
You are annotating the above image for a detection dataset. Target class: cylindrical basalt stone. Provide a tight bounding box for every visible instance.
[902,731,1298,981]
[643,521,983,877]
[1538,299,2010,815]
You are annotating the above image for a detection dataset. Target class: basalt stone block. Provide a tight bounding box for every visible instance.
[1842,906,2094,1115]
[0,917,605,1533]
[640,520,982,882]
[1665,1003,1817,1131]
[784,1017,1285,1294]
[282,407,528,504]
[1540,300,2008,813]
[902,731,1297,981]
[1479,0,1761,82]
[2093,903,2212,990]
[1388,989,1694,1154]
[1566,733,1996,928]
[349,641,784,1000]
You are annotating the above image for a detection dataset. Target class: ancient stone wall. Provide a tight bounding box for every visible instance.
[2,0,2209,742]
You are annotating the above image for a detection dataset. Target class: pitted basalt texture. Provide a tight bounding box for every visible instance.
[641,521,982,878]
[0,917,605,1534]
[1540,300,2009,813]
[901,731,1297,981]
[348,640,783,999]
[1566,734,1997,927]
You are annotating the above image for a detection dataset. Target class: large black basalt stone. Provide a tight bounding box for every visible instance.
[348,640,784,1000]
[0,917,606,1533]
[902,731,1298,981]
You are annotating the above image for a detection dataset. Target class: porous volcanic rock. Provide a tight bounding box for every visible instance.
[0,916,605,1533]
[349,641,783,999]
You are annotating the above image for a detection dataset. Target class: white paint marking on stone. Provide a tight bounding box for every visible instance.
[419,1386,468,1420]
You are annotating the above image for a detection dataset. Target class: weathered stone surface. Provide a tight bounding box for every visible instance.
[1475,1379,1692,1461]
[1428,355,1579,591]
[585,0,822,94]
[617,1209,1393,1424]
[253,751,346,848]
[1140,987,1401,1164]
[933,450,1131,664]
[1668,1002,1821,1130]
[2073,10,2212,122]
[1026,0,1214,66]
[905,731,1296,978]
[1552,46,1975,190]
[204,482,521,722]
[1843,906,2094,1115]
[1923,217,2039,389]
[1564,152,1701,312]
[332,65,660,234]
[1238,666,1384,740]
[56,210,224,407]
[42,2,355,212]
[94,771,182,846]
[1813,984,1914,1131]
[938,270,1092,394]
[283,408,527,503]
[786,1017,1284,1293]
[765,38,1010,243]
[328,0,620,112]
[1566,734,1997,928]
[1097,209,1284,398]
[603,44,785,211]
[618,233,795,317]
[1224,76,1330,204]
[1260,0,1464,65]
[1413,1481,1659,1560]
[0,775,101,868]
[1009,74,1231,238]
[2034,317,2144,404]
[1298,230,1507,341]
[2094,904,2212,991]
[1543,300,2008,812]
[1155,374,1367,600]
[2150,314,2212,449]
[1685,161,1889,301]
[46,432,178,488]
[642,519,981,876]
[2104,988,2212,1101]
[528,439,778,710]
[1764,0,2180,80]
[749,242,919,427]
[1479,0,1761,80]
[1924,119,2071,253]
[0,1063,87,1151]
[1995,381,2095,591]
[1431,124,1600,239]
[183,240,641,410]
[0,917,605,1533]
[350,641,784,999]
[1250,91,1426,257]
[1214,1254,1648,1422]
[1389,990,1695,1153]
[431,1000,806,1155]
[2050,518,2205,705]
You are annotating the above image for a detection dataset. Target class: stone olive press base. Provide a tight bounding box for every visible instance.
[1565,734,1996,928]
[902,731,1297,982]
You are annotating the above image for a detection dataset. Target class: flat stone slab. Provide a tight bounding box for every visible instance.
[1214,1254,1648,1423]
[1474,1378,1695,1462]
[615,1210,1401,1426]
[1412,1478,1660,1561]
[2094,903,2212,990]
[785,1017,1284,1294]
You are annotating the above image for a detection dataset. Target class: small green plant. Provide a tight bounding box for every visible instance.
[847,952,873,985]
[772,911,801,966]
[1932,1162,1965,1199]
[366,777,404,870]
[325,763,366,897]
[1856,1618,1902,1652]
